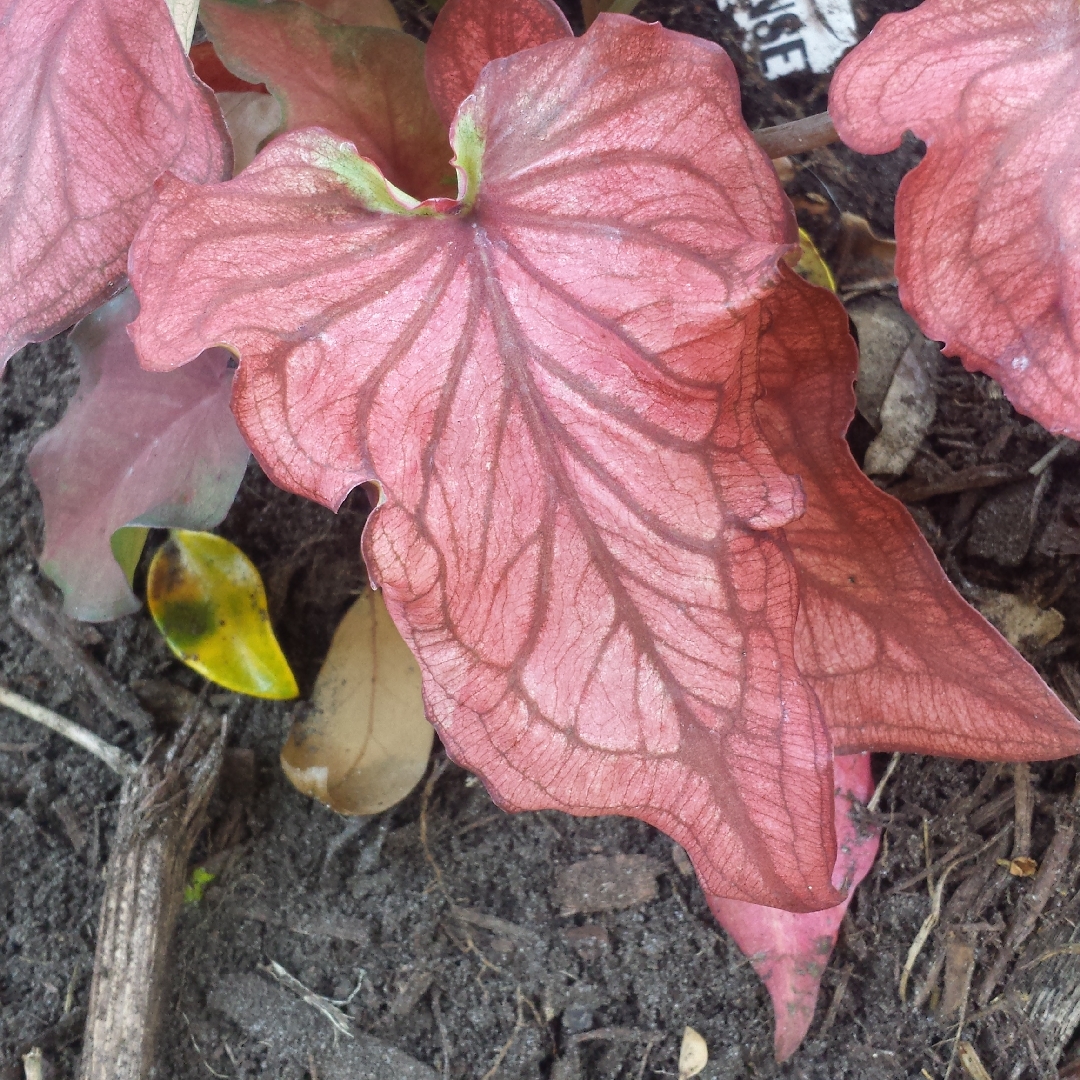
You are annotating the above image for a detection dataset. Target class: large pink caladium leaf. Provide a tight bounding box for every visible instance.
[425,0,572,130]
[28,291,250,621]
[0,0,230,371]
[128,16,849,910]
[829,0,1080,436]
[200,0,454,200]
[709,752,879,1062]
[756,271,1080,761]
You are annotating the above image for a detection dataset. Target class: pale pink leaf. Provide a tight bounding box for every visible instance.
[425,0,573,130]
[127,17,845,910]
[28,290,250,621]
[755,271,1080,762]
[708,752,879,1062]
[0,0,230,370]
[829,0,1080,436]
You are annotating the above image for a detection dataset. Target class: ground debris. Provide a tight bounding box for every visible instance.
[553,854,664,916]
[208,973,437,1079]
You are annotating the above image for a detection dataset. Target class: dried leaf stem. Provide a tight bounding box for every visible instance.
[753,112,839,160]
[0,684,136,778]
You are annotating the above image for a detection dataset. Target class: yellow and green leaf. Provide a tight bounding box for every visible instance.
[147,530,298,699]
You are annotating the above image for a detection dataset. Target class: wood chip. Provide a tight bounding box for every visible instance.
[938,930,975,1021]
[449,905,539,945]
[563,925,610,960]
[553,855,663,915]
[957,1041,992,1080]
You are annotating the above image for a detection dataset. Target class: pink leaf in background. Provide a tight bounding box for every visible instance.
[28,291,250,621]
[829,0,1080,436]
[708,753,879,1062]
[200,0,454,200]
[127,17,846,909]
[424,0,573,130]
[0,0,230,370]
[757,271,1080,762]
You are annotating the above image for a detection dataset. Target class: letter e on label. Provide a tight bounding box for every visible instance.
[718,0,857,79]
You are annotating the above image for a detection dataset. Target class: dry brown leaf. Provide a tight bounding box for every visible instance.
[281,589,433,815]
[847,295,921,429]
[975,591,1065,650]
[678,1027,708,1079]
[863,337,938,476]
[833,212,896,295]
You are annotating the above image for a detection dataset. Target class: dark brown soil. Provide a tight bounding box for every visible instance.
[3,3,1080,1079]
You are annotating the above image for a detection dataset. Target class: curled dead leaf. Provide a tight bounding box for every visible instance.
[863,337,939,477]
[998,856,1038,878]
[832,212,896,296]
[281,589,434,815]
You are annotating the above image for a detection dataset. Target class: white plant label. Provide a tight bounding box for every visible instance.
[717,0,857,79]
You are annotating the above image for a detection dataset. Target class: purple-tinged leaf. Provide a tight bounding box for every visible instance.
[28,291,250,621]
[0,0,230,370]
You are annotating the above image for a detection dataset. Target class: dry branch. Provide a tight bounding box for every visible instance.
[78,703,224,1080]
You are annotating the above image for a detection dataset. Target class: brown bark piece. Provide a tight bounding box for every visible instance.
[976,815,1076,1006]
[78,705,224,1080]
[938,930,975,1021]
[554,855,663,915]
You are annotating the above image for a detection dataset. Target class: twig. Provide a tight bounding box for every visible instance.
[867,752,902,813]
[941,935,977,1080]
[480,988,525,1080]
[636,1035,659,1080]
[10,575,154,735]
[753,112,838,159]
[0,685,136,778]
[431,989,452,1080]
[900,827,1011,1002]
[819,964,853,1037]
[1029,437,1072,476]
[1012,763,1034,861]
[263,960,353,1039]
[976,814,1076,1005]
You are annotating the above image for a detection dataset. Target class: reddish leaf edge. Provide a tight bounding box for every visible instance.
[708,752,880,1061]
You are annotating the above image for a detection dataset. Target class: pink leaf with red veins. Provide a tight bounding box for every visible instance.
[829,0,1080,436]
[708,752,879,1063]
[28,290,250,621]
[756,271,1080,762]
[425,0,572,130]
[0,0,230,371]
[128,16,851,910]
[200,0,454,200]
